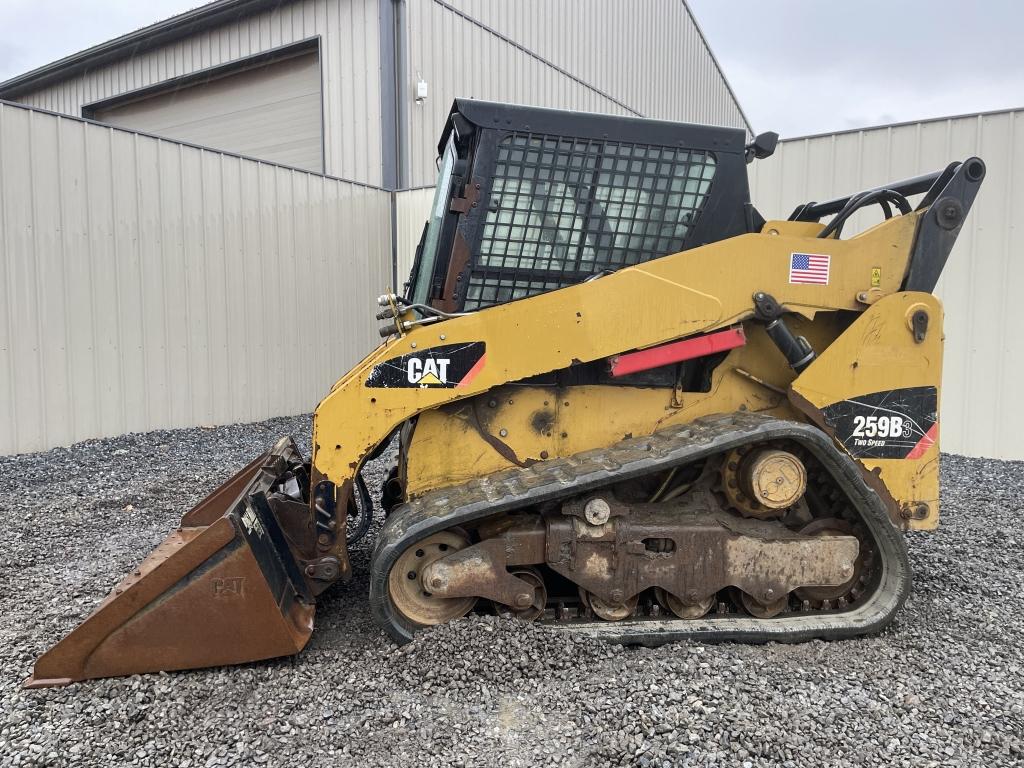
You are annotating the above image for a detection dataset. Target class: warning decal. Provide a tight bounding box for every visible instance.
[366,342,486,389]
[820,386,938,459]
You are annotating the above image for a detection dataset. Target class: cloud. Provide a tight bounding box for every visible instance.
[0,40,26,75]
[0,0,201,83]
[690,0,1024,136]
[723,56,1024,136]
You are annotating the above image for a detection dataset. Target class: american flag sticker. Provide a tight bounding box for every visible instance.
[789,252,831,285]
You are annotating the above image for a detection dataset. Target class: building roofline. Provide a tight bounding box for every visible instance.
[680,0,754,136]
[0,0,287,99]
[781,105,1024,143]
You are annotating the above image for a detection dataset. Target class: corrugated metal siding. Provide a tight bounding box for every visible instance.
[0,101,392,455]
[748,109,1024,459]
[394,186,437,288]
[404,0,749,186]
[7,0,748,189]
[93,50,324,172]
[8,0,383,186]
[442,0,747,127]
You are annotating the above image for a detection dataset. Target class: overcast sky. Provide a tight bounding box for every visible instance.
[0,1,200,82]
[688,0,1023,136]
[1,1,1020,138]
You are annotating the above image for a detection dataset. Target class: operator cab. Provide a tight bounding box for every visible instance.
[407,99,760,313]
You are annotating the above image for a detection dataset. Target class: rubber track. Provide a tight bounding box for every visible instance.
[369,413,911,646]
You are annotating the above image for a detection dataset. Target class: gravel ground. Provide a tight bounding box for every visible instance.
[1,415,1022,767]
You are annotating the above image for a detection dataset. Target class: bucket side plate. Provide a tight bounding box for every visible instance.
[26,438,315,688]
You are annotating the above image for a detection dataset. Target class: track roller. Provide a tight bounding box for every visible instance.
[581,589,639,621]
[494,567,547,621]
[655,588,715,619]
[740,590,789,619]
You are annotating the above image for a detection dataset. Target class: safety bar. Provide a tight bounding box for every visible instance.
[789,163,960,222]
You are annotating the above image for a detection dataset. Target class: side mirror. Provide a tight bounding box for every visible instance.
[745,131,779,164]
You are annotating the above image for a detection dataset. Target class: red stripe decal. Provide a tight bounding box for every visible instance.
[906,423,938,459]
[610,327,746,378]
[456,353,487,388]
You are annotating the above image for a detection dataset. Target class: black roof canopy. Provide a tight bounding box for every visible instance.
[439,99,747,158]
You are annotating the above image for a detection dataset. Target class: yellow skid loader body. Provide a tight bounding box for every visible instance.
[25,99,984,686]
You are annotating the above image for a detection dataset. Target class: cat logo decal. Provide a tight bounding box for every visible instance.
[366,342,486,389]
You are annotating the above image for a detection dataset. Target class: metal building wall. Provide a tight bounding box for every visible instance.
[6,0,384,186]
[5,0,748,190]
[393,186,436,288]
[0,101,392,456]
[91,50,325,172]
[748,109,1024,460]
[404,0,750,186]
[442,0,747,128]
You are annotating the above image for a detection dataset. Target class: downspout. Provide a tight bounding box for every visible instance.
[390,189,399,291]
[391,0,410,292]
[394,0,411,189]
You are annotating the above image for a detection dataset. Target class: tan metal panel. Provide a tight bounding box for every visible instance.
[10,0,383,186]
[93,52,323,172]
[394,186,437,288]
[440,0,748,128]
[404,0,749,186]
[0,101,392,455]
[748,109,1024,459]
[30,111,72,448]
[405,0,627,187]
[59,117,100,442]
[9,0,744,188]
[0,104,43,451]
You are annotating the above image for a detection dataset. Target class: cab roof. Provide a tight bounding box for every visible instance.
[439,99,747,157]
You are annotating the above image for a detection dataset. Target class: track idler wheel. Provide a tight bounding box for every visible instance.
[721,445,807,519]
[388,531,476,626]
[494,567,547,622]
[655,588,715,619]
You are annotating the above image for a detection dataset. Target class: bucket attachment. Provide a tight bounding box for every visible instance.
[26,438,317,688]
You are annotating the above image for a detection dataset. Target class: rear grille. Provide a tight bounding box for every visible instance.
[465,133,717,310]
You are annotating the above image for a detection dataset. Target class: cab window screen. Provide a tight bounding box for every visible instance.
[465,133,716,310]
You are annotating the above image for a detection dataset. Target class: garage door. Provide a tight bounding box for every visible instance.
[93,51,323,172]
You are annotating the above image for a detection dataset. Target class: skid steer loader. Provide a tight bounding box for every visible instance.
[27,100,985,687]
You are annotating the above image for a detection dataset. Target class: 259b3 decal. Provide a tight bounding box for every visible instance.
[821,386,938,460]
[365,342,486,389]
[849,415,912,441]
